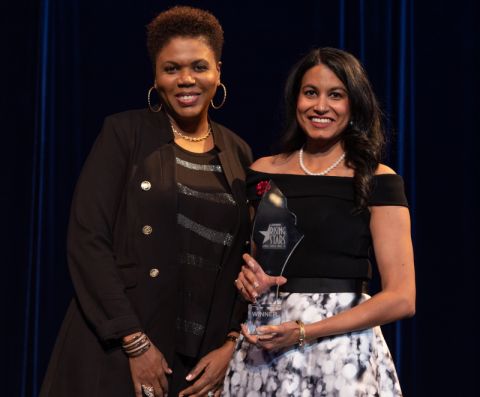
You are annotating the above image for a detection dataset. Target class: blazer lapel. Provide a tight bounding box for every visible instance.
[211,122,239,192]
[211,122,249,268]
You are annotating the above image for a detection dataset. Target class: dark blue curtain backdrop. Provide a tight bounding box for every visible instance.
[2,0,479,396]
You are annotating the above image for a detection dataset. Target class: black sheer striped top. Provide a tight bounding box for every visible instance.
[174,143,237,357]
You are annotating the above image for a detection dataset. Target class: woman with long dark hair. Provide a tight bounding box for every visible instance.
[223,47,415,396]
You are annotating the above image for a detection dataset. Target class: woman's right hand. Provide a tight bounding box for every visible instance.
[128,341,172,397]
[235,253,287,302]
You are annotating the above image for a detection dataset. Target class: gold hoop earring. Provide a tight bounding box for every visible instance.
[147,86,162,113]
[210,83,227,110]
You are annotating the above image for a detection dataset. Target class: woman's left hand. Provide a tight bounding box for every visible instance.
[241,321,300,352]
[178,342,235,397]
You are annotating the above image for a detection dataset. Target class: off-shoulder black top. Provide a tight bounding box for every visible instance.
[246,170,408,280]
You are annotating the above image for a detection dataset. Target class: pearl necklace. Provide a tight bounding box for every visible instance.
[170,122,212,142]
[298,146,346,176]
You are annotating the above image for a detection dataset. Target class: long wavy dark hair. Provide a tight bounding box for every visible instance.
[280,47,385,210]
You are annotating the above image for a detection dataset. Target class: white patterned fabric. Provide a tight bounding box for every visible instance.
[223,291,402,397]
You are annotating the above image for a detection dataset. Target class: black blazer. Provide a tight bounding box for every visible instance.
[40,109,252,397]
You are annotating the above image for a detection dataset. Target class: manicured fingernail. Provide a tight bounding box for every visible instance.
[186,374,192,381]
[253,281,259,288]
[248,260,255,269]
[253,292,258,298]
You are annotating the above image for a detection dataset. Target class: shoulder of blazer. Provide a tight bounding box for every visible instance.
[104,108,172,140]
[101,108,173,155]
[101,110,252,165]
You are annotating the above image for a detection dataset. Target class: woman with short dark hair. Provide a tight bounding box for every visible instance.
[40,6,251,397]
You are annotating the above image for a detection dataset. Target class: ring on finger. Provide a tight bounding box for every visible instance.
[141,384,155,397]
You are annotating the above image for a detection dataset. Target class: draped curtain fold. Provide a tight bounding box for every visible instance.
[5,1,478,396]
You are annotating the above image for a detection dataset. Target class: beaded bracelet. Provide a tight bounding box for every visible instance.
[122,332,151,357]
[225,334,239,344]
[127,341,151,357]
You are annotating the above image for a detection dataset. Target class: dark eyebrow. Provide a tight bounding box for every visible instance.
[301,84,347,93]
[162,58,210,66]
[191,59,211,66]
[160,61,179,67]
[330,86,348,92]
[301,84,318,90]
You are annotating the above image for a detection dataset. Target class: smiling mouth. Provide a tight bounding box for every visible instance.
[176,93,200,106]
[310,117,334,124]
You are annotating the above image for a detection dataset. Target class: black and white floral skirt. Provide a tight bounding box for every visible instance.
[222,292,402,397]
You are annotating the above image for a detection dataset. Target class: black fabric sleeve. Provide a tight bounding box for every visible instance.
[67,116,142,342]
[228,294,248,332]
[227,139,253,332]
[368,174,409,207]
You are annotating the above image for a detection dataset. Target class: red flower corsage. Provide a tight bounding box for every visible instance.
[256,180,271,196]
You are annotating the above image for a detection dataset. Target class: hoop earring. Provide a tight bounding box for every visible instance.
[210,83,227,110]
[147,86,162,113]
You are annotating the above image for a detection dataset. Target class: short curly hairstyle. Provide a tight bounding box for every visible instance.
[146,6,224,69]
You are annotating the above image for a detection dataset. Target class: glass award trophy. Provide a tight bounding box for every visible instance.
[247,180,304,334]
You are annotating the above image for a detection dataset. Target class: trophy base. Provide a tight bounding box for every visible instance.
[247,303,282,335]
